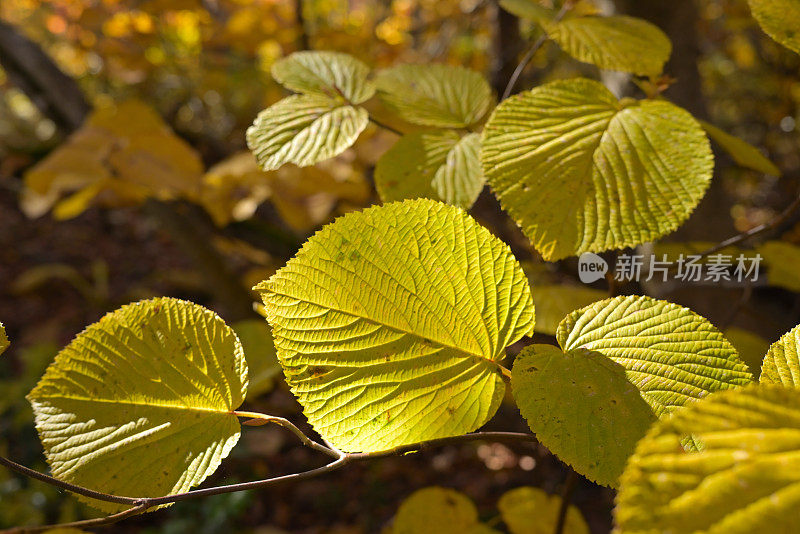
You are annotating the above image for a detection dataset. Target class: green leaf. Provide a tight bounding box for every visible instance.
[699,120,781,176]
[375,131,484,209]
[616,384,800,533]
[512,344,656,486]
[512,296,752,486]
[375,64,494,128]
[256,198,534,452]
[232,320,281,400]
[545,15,671,76]
[748,0,800,54]
[758,241,800,292]
[0,322,7,356]
[761,323,800,386]
[725,327,769,379]
[271,50,375,104]
[482,78,713,261]
[498,486,589,534]
[246,94,368,171]
[392,487,499,534]
[499,0,555,24]
[530,285,606,336]
[557,295,752,416]
[27,297,248,512]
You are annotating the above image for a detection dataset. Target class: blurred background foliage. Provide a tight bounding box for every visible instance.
[1,0,800,532]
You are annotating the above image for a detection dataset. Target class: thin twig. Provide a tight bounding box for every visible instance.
[501,3,570,101]
[368,116,403,136]
[696,193,800,259]
[234,411,340,458]
[348,431,537,460]
[141,454,350,506]
[554,468,578,534]
[0,431,538,532]
[0,456,139,506]
[1,503,149,534]
[501,33,547,101]
[662,191,800,278]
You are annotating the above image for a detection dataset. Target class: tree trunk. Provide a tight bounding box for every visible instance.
[0,20,91,132]
[490,3,524,95]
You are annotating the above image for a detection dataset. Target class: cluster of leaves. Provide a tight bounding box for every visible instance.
[11,197,800,531]
[6,0,800,532]
[0,0,496,166]
[246,4,783,262]
[19,98,371,232]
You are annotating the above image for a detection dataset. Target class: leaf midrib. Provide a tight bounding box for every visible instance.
[266,286,506,372]
[30,393,236,415]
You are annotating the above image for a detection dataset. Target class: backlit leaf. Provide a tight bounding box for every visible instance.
[546,15,671,76]
[498,486,589,534]
[392,487,499,534]
[700,120,781,176]
[482,78,713,261]
[512,344,656,486]
[616,384,800,533]
[256,198,534,452]
[375,131,484,209]
[512,296,752,485]
[748,0,800,54]
[27,297,248,512]
[761,323,800,387]
[375,64,494,128]
[271,50,375,104]
[246,94,368,171]
[557,295,752,416]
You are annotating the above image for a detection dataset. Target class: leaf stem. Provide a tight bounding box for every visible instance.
[347,431,537,460]
[0,503,149,534]
[663,189,800,277]
[499,364,513,381]
[501,2,570,101]
[368,116,403,136]
[0,456,140,506]
[233,411,341,458]
[695,192,800,259]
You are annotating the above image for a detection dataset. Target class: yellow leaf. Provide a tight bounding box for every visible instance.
[28,298,248,512]
[266,157,370,232]
[392,487,499,534]
[21,99,204,218]
[200,152,272,227]
[499,487,589,534]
